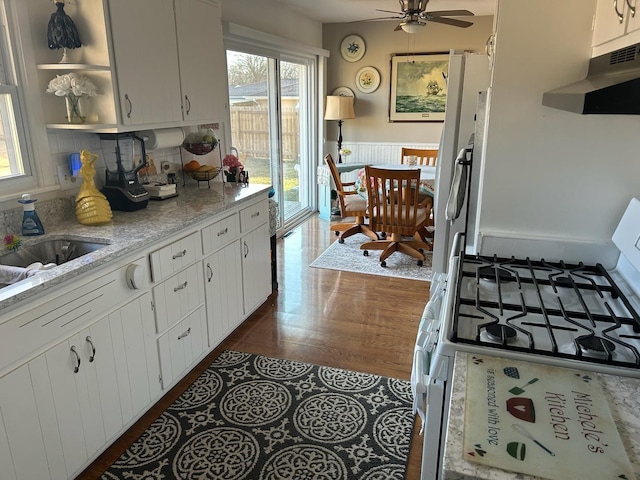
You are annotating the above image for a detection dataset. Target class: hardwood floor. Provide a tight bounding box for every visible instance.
[78,214,430,479]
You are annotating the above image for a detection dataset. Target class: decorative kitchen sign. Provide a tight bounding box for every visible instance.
[463,355,634,480]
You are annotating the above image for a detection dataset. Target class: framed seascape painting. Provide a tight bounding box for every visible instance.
[389,53,449,122]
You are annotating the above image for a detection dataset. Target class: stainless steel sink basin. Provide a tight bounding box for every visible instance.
[0,238,109,269]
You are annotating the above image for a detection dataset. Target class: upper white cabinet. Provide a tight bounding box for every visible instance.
[108,0,183,126]
[26,0,225,132]
[175,0,226,123]
[592,0,640,50]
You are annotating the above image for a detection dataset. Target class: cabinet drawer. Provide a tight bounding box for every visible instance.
[149,231,201,283]
[240,199,268,234]
[157,306,206,389]
[152,262,204,333]
[201,213,240,255]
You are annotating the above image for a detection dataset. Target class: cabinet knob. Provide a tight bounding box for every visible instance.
[126,264,147,290]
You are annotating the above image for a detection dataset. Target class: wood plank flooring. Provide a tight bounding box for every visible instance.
[77,214,430,479]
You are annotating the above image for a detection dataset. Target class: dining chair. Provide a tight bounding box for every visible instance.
[401,147,439,167]
[360,166,432,267]
[324,154,378,243]
[401,147,437,239]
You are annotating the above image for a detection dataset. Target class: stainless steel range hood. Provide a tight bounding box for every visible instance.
[542,43,640,114]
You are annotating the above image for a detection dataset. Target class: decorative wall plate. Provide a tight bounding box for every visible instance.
[332,86,356,102]
[340,35,365,62]
[355,66,380,93]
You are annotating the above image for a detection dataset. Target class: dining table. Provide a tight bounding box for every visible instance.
[370,163,436,181]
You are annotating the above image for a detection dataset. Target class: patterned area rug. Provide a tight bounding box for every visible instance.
[101,350,415,480]
[310,233,433,282]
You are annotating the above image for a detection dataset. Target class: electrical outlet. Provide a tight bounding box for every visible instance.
[57,165,77,190]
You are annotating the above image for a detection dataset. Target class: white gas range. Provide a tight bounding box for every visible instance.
[412,197,640,480]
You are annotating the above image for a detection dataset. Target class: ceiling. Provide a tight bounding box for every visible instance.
[269,0,496,24]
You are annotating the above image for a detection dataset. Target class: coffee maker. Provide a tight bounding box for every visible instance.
[99,133,149,211]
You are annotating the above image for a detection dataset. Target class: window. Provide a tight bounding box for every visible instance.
[0,1,31,182]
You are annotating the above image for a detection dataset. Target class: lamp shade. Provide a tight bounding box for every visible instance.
[400,21,424,34]
[324,95,355,121]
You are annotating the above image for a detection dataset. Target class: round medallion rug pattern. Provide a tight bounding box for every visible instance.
[101,350,414,480]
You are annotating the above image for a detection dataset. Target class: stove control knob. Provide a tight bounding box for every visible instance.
[126,264,147,290]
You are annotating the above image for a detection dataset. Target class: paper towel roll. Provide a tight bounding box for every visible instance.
[139,128,185,150]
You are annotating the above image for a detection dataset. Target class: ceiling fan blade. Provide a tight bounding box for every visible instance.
[375,8,406,15]
[426,9,474,17]
[394,23,403,31]
[350,15,405,23]
[427,16,473,28]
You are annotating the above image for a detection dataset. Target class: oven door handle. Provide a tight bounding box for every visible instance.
[411,346,431,434]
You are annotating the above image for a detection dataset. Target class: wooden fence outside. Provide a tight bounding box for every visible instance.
[230,106,299,162]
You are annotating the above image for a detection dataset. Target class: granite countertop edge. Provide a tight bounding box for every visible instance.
[443,351,640,480]
[0,183,271,313]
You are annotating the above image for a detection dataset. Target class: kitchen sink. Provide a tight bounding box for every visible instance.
[0,238,109,269]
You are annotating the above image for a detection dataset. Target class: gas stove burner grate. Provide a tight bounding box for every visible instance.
[477,266,516,283]
[485,324,518,344]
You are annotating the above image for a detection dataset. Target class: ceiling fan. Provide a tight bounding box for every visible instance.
[361,0,474,34]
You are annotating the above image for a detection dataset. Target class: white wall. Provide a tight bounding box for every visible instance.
[221,0,323,48]
[322,17,494,145]
[478,0,640,245]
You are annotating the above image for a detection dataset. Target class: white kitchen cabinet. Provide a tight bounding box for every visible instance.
[592,0,640,48]
[157,306,207,388]
[153,262,206,333]
[241,222,271,315]
[108,0,183,126]
[175,0,226,123]
[0,365,51,480]
[203,239,244,346]
[25,0,225,131]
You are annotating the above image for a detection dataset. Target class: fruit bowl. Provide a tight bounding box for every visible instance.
[182,141,217,155]
[187,167,221,181]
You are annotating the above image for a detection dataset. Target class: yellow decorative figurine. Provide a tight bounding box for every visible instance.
[75,149,113,225]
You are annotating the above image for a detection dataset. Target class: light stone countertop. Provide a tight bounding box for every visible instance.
[443,351,640,480]
[0,182,271,313]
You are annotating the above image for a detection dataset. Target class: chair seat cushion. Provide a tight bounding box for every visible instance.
[343,194,367,212]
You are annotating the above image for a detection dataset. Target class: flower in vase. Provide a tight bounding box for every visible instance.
[223,154,244,174]
[46,73,97,97]
[339,148,351,156]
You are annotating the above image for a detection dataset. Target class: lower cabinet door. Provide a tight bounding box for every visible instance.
[0,364,52,480]
[157,306,207,389]
[241,222,271,315]
[203,239,244,347]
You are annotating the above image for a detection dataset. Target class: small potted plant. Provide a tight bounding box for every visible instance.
[222,154,244,182]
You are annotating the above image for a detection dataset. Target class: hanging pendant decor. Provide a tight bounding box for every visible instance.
[47,1,82,63]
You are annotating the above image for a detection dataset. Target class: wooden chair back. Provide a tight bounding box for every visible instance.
[365,166,428,237]
[401,148,439,166]
[324,154,366,217]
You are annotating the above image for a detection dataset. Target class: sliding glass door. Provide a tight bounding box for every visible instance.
[227,50,314,232]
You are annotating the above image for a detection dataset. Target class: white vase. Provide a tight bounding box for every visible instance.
[65,94,85,124]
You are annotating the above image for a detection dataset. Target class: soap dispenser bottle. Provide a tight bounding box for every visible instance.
[18,193,45,236]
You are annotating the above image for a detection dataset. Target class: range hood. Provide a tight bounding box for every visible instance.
[542,43,640,114]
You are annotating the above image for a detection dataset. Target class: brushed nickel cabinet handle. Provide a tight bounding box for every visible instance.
[251,211,260,218]
[124,94,132,118]
[615,0,624,22]
[217,227,228,237]
[244,241,249,258]
[626,0,636,17]
[71,346,81,373]
[178,327,191,340]
[184,95,191,115]
[174,281,188,292]
[85,336,96,362]
[172,249,187,259]
[207,263,213,283]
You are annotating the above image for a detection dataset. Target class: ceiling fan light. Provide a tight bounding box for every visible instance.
[400,22,423,34]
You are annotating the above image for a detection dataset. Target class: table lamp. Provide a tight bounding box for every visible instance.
[324,95,355,163]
